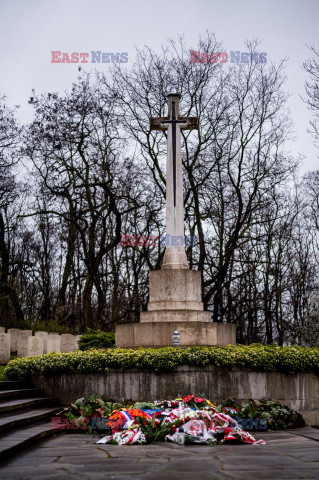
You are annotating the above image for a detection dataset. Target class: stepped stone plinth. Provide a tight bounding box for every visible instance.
[115,270,236,347]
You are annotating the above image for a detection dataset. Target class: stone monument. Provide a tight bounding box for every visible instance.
[47,334,61,353]
[116,94,236,347]
[0,333,10,364]
[35,331,49,353]
[7,328,20,353]
[61,334,76,353]
[27,336,43,356]
[17,331,32,358]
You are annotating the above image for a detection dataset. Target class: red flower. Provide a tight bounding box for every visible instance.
[194,397,204,403]
[183,395,194,403]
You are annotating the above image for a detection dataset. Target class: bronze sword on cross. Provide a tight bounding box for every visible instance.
[161,100,186,207]
[150,94,198,269]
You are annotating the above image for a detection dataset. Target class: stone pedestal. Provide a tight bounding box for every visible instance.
[116,321,236,347]
[115,269,236,347]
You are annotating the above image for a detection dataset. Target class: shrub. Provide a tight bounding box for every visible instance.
[78,330,115,351]
[220,398,306,430]
[30,320,71,335]
[4,344,319,381]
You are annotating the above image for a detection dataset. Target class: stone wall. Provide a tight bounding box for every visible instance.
[31,365,319,426]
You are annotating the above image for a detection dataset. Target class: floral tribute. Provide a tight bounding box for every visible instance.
[55,394,289,446]
[96,395,266,446]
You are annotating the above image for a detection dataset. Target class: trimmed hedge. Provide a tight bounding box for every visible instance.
[78,330,115,351]
[4,345,319,381]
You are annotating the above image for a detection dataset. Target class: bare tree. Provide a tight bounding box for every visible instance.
[24,74,144,330]
[104,34,297,324]
[0,96,25,326]
[302,45,319,148]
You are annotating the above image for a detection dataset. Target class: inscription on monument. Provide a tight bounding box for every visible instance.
[28,336,44,356]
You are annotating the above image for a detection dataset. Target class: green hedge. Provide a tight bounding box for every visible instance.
[4,345,319,380]
[78,330,115,351]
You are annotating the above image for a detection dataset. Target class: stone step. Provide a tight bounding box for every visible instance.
[0,389,45,402]
[0,421,65,463]
[0,406,62,434]
[0,381,32,391]
[0,397,59,416]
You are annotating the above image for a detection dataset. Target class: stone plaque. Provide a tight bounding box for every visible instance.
[35,331,49,353]
[21,329,32,336]
[0,333,10,364]
[7,328,21,353]
[61,334,76,353]
[17,331,32,358]
[46,334,61,353]
[27,336,43,356]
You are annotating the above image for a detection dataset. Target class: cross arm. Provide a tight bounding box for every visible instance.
[150,116,198,131]
[179,117,198,130]
[150,117,169,131]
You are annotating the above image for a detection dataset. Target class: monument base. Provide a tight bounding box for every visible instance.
[115,267,236,348]
[115,322,236,348]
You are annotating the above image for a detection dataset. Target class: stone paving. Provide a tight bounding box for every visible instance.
[0,427,318,479]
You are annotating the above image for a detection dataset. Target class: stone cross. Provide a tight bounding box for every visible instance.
[150,94,198,269]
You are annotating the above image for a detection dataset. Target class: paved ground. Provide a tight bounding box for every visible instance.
[0,427,318,479]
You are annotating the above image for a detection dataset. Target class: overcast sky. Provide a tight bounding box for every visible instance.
[1,0,318,173]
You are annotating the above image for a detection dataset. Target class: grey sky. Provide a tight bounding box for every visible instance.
[1,0,318,173]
